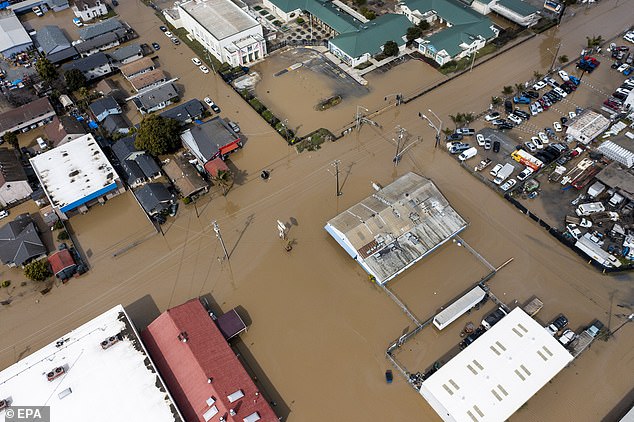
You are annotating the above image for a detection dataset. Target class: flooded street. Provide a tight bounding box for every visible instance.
[1,0,634,421]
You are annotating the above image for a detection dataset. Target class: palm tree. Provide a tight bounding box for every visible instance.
[213,170,234,196]
[514,83,524,94]
[501,86,513,96]
[533,71,543,81]
[586,35,603,48]
[463,113,475,125]
[442,128,453,136]
[491,96,502,108]
[558,55,569,64]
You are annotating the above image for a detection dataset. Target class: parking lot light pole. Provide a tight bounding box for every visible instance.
[419,109,442,148]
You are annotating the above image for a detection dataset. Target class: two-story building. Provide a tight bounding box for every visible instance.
[71,0,108,22]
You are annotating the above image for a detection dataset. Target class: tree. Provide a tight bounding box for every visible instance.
[64,69,87,92]
[417,20,430,31]
[463,113,475,125]
[134,115,182,156]
[35,57,58,84]
[213,169,234,196]
[442,127,453,136]
[491,96,502,107]
[586,35,603,48]
[3,131,18,152]
[533,70,543,81]
[24,259,51,282]
[449,113,464,128]
[406,26,422,45]
[558,54,569,64]
[383,40,399,57]
[501,85,513,96]
[514,83,524,94]
[353,0,366,5]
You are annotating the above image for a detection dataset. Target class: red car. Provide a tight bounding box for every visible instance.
[583,56,600,66]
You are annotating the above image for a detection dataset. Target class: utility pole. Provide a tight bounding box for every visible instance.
[393,126,406,165]
[469,51,476,72]
[549,42,561,73]
[332,160,342,196]
[212,220,229,260]
[355,105,368,131]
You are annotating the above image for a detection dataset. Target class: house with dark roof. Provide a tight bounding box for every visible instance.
[35,25,71,55]
[71,0,108,22]
[47,248,77,280]
[159,99,205,125]
[61,52,113,80]
[0,97,56,138]
[0,148,32,207]
[102,114,130,135]
[78,18,125,41]
[162,153,208,199]
[180,117,243,165]
[0,213,46,267]
[89,95,121,122]
[141,298,278,422]
[131,83,179,114]
[109,43,143,65]
[112,135,161,187]
[75,31,126,57]
[134,183,175,216]
[47,46,79,64]
[43,115,86,147]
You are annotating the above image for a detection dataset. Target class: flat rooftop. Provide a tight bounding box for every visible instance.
[419,308,573,422]
[0,305,183,422]
[179,0,259,40]
[30,134,119,213]
[325,172,467,284]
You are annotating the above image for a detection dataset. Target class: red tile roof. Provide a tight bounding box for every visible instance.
[204,158,229,178]
[47,249,75,275]
[141,299,277,422]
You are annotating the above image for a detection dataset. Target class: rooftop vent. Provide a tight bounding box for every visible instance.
[0,398,11,410]
[46,366,66,382]
[178,332,188,342]
[100,334,120,350]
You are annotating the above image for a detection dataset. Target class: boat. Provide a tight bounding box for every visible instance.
[385,369,393,384]
[474,158,492,172]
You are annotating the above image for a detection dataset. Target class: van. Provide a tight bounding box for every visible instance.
[456,128,475,136]
[458,147,477,161]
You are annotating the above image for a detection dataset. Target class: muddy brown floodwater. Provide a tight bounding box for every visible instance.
[1,1,633,422]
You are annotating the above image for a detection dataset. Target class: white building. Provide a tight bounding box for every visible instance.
[597,141,634,168]
[420,308,574,422]
[325,172,468,285]
[0,305,184,422]
[177,0,266,66]
[71,0,108,22]
[30,134,125,219]
[0,9,33,57]
[488,0,540,27]
[566,109,611,145]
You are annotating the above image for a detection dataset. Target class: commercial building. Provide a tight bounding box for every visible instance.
[420,308,574,422]
[141,298,278,422]
[325,172,467,284]
[180,117,243,165]
[30,134,125,219]
[177,0,266,66]
[0,9,32,57]
[0,147,33,207]
[71,0,108,22]
[597,141,634,168]
[595,162,634,201]
[565,109,610,145]
[7,0,69,13]
[0,97,56,137]
[0,213,46,267]
[489,0,539,27]
[61,52,113,80]
[0,305,184,422]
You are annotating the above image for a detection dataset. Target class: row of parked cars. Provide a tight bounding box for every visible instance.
[546,314,577,346]
[603,74,634,112]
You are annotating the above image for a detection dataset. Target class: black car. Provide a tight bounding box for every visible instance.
[152,42,160,50]
[446,133,463,141]
[560,116,568,125]
[613,91,627,100]
[491,119,507,126]
[493,140,501,152]
[611,61,622,69]
[498,123,514,130]
[514,109,530,120]
[159,25,168,32]
[504,100,513,114]
[526,90,540,99]
[552,314,569,330]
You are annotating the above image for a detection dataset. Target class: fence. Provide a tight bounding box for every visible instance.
[267,39,328,53]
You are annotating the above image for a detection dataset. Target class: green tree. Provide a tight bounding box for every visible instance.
[514,83,524,94]
[134,115,181,156]
[442,127,453,136]
[35,57,58,84]
[417,20,430,31]
[586,35,603,48]
[533,70,543,81]
[501,85,513,96]
[64,69,87,92]
[406,26,422,45]
[24,259,51,282]
[491,96,502,107]
[449,113,465,128]
[463,113,475,125]
[359,7,375,20]
[383,40,399,57]
[558,54,569,64]
[213,169,234,196]
[3,131,18,152]
[353,0,366,5]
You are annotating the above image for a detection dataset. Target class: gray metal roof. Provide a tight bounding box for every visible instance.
[132,83,178,110]
[109,43,142,62]
[135,154,160,179]
[47,46,78,64]
[88,95,119,119]
[159,99,205,124]
[135,183,173,214]
[102,114,129,134]
[0,213,46,267]
[79,18,124,41]
[74,30,125,53]
[61,51,109,72]
[35,26,71,55]
[180,117,239,163]
[111,136,137,161]
[0,10,32,54]
[120,159,145,185]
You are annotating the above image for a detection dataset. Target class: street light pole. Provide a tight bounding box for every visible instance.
[355,105,368,131]
[212,220,229,260]
[419,109,442,148]
[332,160,342,196]
[548,43,561,73]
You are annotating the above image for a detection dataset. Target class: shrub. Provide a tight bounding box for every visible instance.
[182,196,192,204]
[249,98,265,113]
[53,220,64,230]
[296,17,304,24]
[24,260,51,282]
[57,231,69,241]
[1,280,10,288]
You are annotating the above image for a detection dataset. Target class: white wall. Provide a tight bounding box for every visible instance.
[72,1,108,22]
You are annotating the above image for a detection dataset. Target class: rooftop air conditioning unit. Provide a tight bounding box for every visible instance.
[0,398,11,410]
[100,335,120,350]
[46,366,66,382]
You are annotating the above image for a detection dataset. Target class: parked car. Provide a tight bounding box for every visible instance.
[526,90,539,99]
[498,123,514,130]
[228,121,240,133]
[204,97,221,113]
[491,119,507,126]
[171,37,180,45]
[191,57,202,66]
[446,133,463,141]
[514,109,530,120]
[513,96,531,104]
[559,329,576,346]
[458,147,477,161]
[152,42,160,50]
[36,137,48,150]
[524,141,537,153]
[484,139,491,150]
[504,100,513,114]
[493,140,501,153]
[490,163,503,177]
[531,136,543,149]
[456,128,475,136]
[482,308,508,330]
[532,80,547,90]
[165,31,174,38]
[199,65,209,74]
[485,112,500,121]
[32,6,43,16]
[558,70,569,81]
[0,209,9,220]
[517,167,534,181]
[508,114,523,125]
[538,132,549,144]
[501,178,516,191]
[73,17,83,27]
[546,314,568,336]
[159,25,168,32]
[449,143,470,154]
[476,133,486,146]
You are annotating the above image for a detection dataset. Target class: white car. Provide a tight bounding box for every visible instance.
[554,121,563,132]
[490,163,503,177]
[484,138,492,150]
[538,132,549,144]
[568,111,576,119]
[165,31,173,38]
[485,112,500,121]
[554,87,567,98]
[199,65,209,74]
[508,114,523,125]
[191,57,202,66]
[524,141,537,153]
[204,97,214,107]
[501,179,516,191]
[517,167,534,181]
[558,70,569,81]
[36,137,48,150]
[0,209,8,220]
[625,32,634,44]
[476,133,485,146]
[32,6,43,16]
[559,329,576,346]
[532,80,547,90]
[618,63,629,73]
[531,136,543,149]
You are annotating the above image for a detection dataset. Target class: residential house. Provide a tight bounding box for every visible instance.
[47,248,77,280]
[162,153,209,199]
[35,25,71,56]
[0,148,32,207]
[0,10,33,57]
[176,0,266,67]
[74,31,126,57]
[128,69,167,92]
[46,46,79,64]
[78,18,126,41]
[109,43,143,65]
[131,83,179,114]
[43,115,86,147]
[61,52,113,80]
[329,14,410,67]
[112,135,161,187]
[71,0,108,22]
[102,114,130,135]
[180,117,243,165]
[134,183,175,216]
[399,0,498,65]
[489,0,539,27]
[0,97,56,137]
[88,95,121,122]
[159,99,205,125]
[120,57,155,79]
[0,213,46,267]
